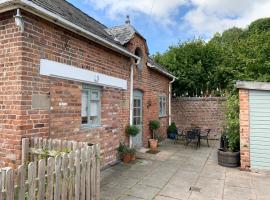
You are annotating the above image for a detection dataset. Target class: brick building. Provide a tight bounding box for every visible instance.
[0,0,176,168]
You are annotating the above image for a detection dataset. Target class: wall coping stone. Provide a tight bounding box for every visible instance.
[172,97,226,102]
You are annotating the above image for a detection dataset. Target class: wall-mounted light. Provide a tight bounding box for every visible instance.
[14,9,24,33]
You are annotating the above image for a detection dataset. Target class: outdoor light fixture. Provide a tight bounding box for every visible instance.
[14,9,24,33]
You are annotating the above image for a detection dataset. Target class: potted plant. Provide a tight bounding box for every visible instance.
[149,120,160,150]
[125,125,139,137]
[129,147,136,161]
[117,142,131,163]
[218,93,240,167]
[167,122,177,139]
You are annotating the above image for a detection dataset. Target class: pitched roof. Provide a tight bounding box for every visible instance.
[105,24,145,45]
[1,0,175,79]
[30,0,120,46]
[147,58,176,79]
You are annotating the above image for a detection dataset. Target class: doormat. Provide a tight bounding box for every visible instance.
[146,149,160,154]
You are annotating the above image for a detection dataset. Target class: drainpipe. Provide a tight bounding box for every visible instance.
[129,58,141,147]
[169,78,176,125]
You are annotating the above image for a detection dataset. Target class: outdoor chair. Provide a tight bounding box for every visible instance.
[174,128,186,143]
[200,129,211,147]
[185,129,200,149]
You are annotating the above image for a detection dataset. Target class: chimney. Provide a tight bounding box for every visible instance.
[125,15,130,24]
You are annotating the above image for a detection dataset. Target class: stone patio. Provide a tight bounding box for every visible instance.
[101,140,270,200]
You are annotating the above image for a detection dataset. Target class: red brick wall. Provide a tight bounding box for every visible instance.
[127,36,169,145]
[171,97,226,139]
[0,10,170,167]
[239,89,250,170]
[0,11,24,168]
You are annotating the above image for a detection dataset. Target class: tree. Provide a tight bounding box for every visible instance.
[153,18,270,96]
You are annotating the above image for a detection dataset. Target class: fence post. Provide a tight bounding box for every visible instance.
[22,138,29,165]
[95,144,100,200]
[5,168,14,200]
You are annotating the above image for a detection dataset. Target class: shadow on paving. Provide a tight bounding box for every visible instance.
[101,139,270,200]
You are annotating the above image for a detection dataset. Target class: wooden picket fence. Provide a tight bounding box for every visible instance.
[0,137,100,200]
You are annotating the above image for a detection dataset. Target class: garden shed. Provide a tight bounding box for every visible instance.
[237,81,270,171]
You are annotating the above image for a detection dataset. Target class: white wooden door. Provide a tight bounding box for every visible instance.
[132,90,143,147]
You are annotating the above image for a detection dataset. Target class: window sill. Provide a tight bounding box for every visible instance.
[80,125,102,130]
[159,115,168,118]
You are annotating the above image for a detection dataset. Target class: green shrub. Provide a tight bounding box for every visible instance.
[125,125,139,137]
[223,92,240,152]
[117,142,128,153]
[149,120,160,131]
[167,122,177,133]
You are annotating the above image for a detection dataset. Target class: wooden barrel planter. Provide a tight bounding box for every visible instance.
[218,149,240,167]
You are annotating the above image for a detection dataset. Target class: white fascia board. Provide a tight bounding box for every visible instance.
[147,62,177,79]
[40,59,127,90]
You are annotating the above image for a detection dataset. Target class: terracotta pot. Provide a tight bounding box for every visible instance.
[217,149,240,167]
[123,153,131,163]
[131,153,136,161]
[149,139,158,151]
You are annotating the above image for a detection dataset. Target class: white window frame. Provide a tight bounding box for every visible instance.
[159,95,167,117]
[81,84,101,128]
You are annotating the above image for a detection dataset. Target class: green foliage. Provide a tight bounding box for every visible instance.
[117,142,128,153]
[224,92,240,152]
[125,125,139,137]
[153,18,270,96]
[167,122,177,133]
[117,142,136,155]
[128,147,136,155]
[149,120,160,131]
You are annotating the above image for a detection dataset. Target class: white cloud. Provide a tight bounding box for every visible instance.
[184,0,270,37]
[83,0,270,36]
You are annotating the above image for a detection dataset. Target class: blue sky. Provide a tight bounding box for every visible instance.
[67,0,270,55]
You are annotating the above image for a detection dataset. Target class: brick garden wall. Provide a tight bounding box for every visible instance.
[171,97,226,139]
[0,10,170,168]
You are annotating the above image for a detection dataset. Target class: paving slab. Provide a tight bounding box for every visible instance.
[191,177,224,199]
[223,185,256,200]
[100,139,270,200]
[118,195,144,200]
[126,184,160,200]
[154,195,182,200]
[159,182,191,200]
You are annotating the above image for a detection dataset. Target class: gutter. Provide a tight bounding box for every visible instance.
[0,0,140,60]
[147,62,177,79]
[169,78,176,125]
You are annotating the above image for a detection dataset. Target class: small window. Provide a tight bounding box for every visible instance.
[159,95,167,117]
[81,85,101,127]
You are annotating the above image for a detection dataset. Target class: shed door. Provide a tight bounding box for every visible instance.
[250,90,270,170]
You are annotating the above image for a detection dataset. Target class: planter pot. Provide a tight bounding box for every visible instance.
[149,139,158,151]
[217,149,240,167]
[131,153,136,161]
[123,153,131,163]
[168,132,177,139]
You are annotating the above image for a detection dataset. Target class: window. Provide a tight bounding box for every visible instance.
[81,85,101,127]
[159,95,167,117]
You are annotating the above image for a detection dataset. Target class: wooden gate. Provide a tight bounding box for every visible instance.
[0,137,100,200]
